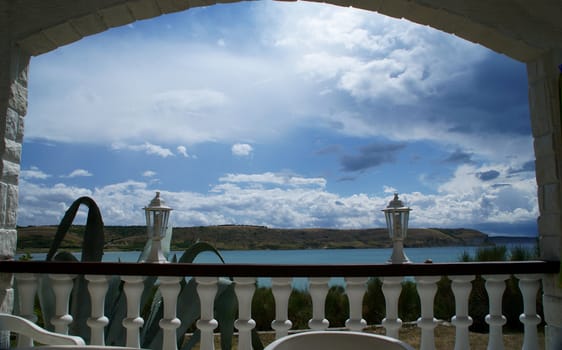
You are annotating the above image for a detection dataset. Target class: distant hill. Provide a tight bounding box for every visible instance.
[16,225,490,253]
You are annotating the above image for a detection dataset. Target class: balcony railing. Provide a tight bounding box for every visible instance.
[0,260,559,350]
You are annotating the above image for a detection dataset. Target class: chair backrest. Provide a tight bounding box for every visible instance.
[0,313,85,348]
[264,331,415,350]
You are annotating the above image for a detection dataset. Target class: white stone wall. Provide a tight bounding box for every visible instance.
[527,49,562,350]
[0,25,30,312]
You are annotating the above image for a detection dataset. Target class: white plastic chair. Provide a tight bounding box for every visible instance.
[0,313,85,347]
[0,313,146,349]
[264,330,415,350]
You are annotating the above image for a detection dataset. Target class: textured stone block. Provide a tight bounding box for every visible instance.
[4,108,19,142]
[544,294,562,326]
[528,81,553,137]
[127,0,162,20]
[526,60,542,83]
[186,0,211,8]
[0,286,13,314]
[542,275,562,299]
[539,183,562,214]
[99,4,136,28]
[0,229,16,258]
[7,81,27,116]
[2,109,24,143]
[539,233,561,260]
[0,183,5,227]
[17,32,58,57]
[156,0,192,13]
[535,155,559,185]
[5,185,17,228]
[1,160,19,185]
[538,214,562,237]
[43,22,83,47]
[70,13,108,37]
[406,3,442,27]
[16,114,24,143]
[378,0,411,19]
[3,140,21,164]
[534,133,556,158]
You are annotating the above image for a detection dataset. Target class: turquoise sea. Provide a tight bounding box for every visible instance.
[22,245,535,289]
[23,244,538,264]
[23,246,495,263]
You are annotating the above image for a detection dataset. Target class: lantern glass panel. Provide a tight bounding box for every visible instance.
[146,210,170,239]
[400,211,410,237]
[159,211,170,238]
[145,210,154,238]
[393,212,403,239]
[385,211,393,238]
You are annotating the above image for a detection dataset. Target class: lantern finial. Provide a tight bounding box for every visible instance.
[148,191,168,209]
[387,193,404,208]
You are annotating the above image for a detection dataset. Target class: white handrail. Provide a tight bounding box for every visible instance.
[10,265,548,350]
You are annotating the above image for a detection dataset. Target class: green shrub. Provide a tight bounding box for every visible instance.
[398,281,420,322]
[363,278,385,324]
[288,290,312,329]
[434,277,454,320]
[252,287,275,331]
[325,286,348,327]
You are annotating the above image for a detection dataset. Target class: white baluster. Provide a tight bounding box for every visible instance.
[49,274,75,334]
[271,277,293,339]
[196,277,218,350]
[234,277,256,350]
[516,274,542,350]
[450,275,474,350]
[345,277,367,331]
[15,273,38,347]
[483,274,508,350]
[308,277,330,331]
[382,277,403,339]
[121,275,146,349]
[159,276,182,350]
[416,276,439,350]
[85,275,109,345]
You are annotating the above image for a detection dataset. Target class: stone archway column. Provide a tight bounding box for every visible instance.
[0,37,30,315]
[527,49,562,350]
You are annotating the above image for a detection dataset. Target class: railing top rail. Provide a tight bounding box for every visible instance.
[0,260,558,277]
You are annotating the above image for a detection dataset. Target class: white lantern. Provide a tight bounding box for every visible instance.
[144,191,172,263]
[382,193,411,264]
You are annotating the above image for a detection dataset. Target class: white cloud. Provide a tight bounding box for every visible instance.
[177,145,189,158]
[24,1,527,167]
[142,170,157,177]
[18,167,537,235]
[64,169,93,178]
[232,143,253,157]
[151,89,228,115]
[21,166,50,180]
[219,172,326,188]
[112,142,174,158]
[383,186,397,194]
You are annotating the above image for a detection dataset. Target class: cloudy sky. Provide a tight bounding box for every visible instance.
[19,1,537,236]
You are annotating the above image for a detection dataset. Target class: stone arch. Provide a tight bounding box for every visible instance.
[8,0,562,62]
[2,1,562,347]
